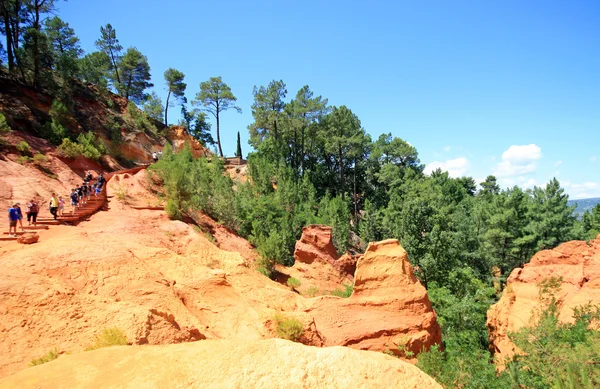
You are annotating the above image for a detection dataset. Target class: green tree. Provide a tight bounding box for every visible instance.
[180,105,215,146]
[193,76,241,157]
[78,51,110,85]
[235,131,242,157]
[527,178,576,251]
[95,23,122,86]
[581,204,600,239]
[26,0,56,87]
[163,68,186,126]
[142,91,164,122]
[117,47,153,104]
[248,79,287,149]
[44,16,82,83]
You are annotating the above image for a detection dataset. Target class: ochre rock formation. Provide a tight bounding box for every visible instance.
[0,168,442,378]
[277,225,356,295]
[168,125,211,159]
[487,237,600,363]
[301,239,442,358]
[0,339,442,389]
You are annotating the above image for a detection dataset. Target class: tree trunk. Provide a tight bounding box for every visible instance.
[216,102,223,157]
[353,156,358,225]
[164,90,171,126]
[339,144,344,200]
[1,4,14,71]
[33,0,44,88]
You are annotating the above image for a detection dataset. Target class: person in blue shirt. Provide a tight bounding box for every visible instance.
[8,203,20,237]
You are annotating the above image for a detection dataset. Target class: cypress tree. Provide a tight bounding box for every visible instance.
[235,131,242,158]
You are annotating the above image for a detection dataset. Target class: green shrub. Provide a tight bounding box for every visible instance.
[330,283,353,298]
[85,328,128,351]
[126,101,158,135]
[49,99,69,126]
[275,314,304,342]
[76,131,104,160]
[56,138,84,158]
[286,277,301,290]
[33,153,48,164]
[0,112,11,134]
[165,198,182,220]
[16,140,31,155]
[16,155,31,164]
[256,256,274,278]
[106,115,122,144]
[29,348,60,366]
[42,119,68,145]
[306,286,319,297]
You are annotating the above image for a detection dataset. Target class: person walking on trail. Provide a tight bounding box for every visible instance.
[15,203,24,232]
[70,189,78,213]
[8,203,20,237]
[152,152,158,163]
[48,193,59,220]
[58,196,65,216]
[26,199,39,226]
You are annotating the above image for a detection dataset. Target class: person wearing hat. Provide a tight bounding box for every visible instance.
[8,203,20,237]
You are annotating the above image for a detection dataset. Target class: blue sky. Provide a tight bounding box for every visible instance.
[58,0,600,199]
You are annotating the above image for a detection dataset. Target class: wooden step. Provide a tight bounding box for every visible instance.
[0,236,18,241]
[3,231,26,235]
[35,220,61,225]
[23,225,49,230]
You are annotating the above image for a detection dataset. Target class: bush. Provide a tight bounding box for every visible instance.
[16,140,31,155]
[0,112,11,135]
[106,115,122,144]
[126,101,158,135]
[56,138,84,158]
[29,348,60,366]
[76,131,105,160]
[42,119,68,145]
[306,286,319,297]
[275,314,304,342]
[85,328,128,351]
[330,283,353,298]
[286,277,301,290]
[16,155,31,164]
[33,153,48,165]
[165,198,182,220]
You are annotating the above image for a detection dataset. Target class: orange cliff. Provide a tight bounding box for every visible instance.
[486,236,600,363]
[300,239,442,357]
[0,167,442,379]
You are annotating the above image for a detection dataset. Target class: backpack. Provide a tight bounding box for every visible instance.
[30,203,39,213]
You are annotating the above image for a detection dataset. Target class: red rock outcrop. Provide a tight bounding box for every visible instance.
[487,236,600,363]
[277,225,357,295]
[16,232,38,244]
[169,126,211,159]
[0,339,442,389]
[301,239,442,358]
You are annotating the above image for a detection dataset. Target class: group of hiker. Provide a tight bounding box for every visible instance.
[7,171,106,237]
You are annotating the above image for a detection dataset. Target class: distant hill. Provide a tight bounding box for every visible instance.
[568,197,600,216]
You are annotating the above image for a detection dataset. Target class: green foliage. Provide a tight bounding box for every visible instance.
[275,314,304,342]
[16,140,31,155]
[78,51,111,85]
[330,283,353,298]
[286,277,301,290]
[235,130,242,157]
[180,105,215,146]
[117,47,153,103]
[306,286,319,297]
[193,76,241,157]
[504,280,600,388]
[0,113,12,135]
[16,155,31,164]
[126,101,159,135]
[56,138,83,158]
[318,195,351,254]
[142,91,164,122]
[29,348,60,366]
[56,132,104,160]
[105,115,122,144]
[85,328,128,351]
[165,198,182,220]
[33,153,48,164]
[164,68,186,126]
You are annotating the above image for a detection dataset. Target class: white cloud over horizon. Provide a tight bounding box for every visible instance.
[563,181,600,200]
[425,157,470,178]
[493,144,542,177]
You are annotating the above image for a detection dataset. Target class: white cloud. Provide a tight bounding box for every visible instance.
[499,176,538,189]
[563,181,600,200]
[443,146,451,152]
[425,157,469,178]
[554,160,562,167]
[493,144,542,177]
[591,156,597,163]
